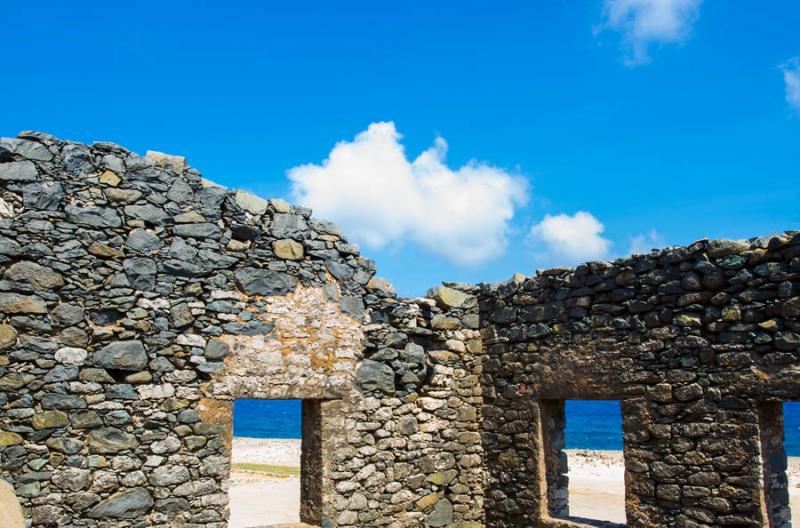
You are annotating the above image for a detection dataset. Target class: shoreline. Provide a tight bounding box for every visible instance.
[229,438,800,528]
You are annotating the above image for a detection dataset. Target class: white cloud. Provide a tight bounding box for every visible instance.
[781,58,800,113]
[601,0,703,66]
[529,211,612,264]
[288,122,528,266]
[628,229,666,255]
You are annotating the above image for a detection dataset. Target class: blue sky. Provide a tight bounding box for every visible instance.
[2,1,799,296]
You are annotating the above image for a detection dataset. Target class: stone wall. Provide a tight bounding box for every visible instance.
[480,235,800,527]
[0,132,485,527]
[1,131,798,528]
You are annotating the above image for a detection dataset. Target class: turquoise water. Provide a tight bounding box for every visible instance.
[233,400,800,456]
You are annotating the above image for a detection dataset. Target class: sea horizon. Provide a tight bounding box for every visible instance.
[234,400,800,456]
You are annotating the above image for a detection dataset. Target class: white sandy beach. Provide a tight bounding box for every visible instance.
[229,439,800,527]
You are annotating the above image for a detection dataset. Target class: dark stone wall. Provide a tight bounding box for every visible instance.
[480,236,800,527]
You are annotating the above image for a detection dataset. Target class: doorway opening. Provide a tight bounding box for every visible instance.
[541,399,626,527]
[228,399,321,528]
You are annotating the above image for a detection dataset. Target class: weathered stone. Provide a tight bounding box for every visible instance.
[52,467,91,491]
[433,286,471,309]
[273,239,304,260]
[123,257,157,290]
[1,138,52,161]
[126,228,163,252]
[356,359,395,394]
[0,431,24,446]
[146,150,186,172]
[782,297,800,319]
[426,498,454,526]
[0,293,48,314]
[50,304,85,327]
[234,190,269,215]
[234,267,298,296]
[65,205,122,227]
[124,204,169,225]
[32,411,69,430]
[55,346,88,365]
[4,261,64,289]
[93,340,148,371]
[0,324,17,350]
[88,241,124,258]
[106,188,142,204]
[0,160,38,181]
[99,170,121,186]
[87,428,137,453]
[88,488,154,519]
[173,222,220,239]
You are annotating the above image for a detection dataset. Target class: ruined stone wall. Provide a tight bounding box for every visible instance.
[480,236,800,528]
[0,132,486,527]
[3,130,798,528]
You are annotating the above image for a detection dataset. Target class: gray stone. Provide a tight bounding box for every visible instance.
[326,260,354,281]
[4,261,64,289]
[426,498,454,527]
[234,267,298,296]
[204,339,230,360]
[149,464,190,486]
[0,138,53,161]
[166,179,194,203]
[173,222,220,239]
[126,229,164,252]
[356,359,395,394]
[93,340,148,371]
[123,257,157,291]
[0,235,22,256]
[124,204,169,225]
[87,428,138,453]
[271,213,308,238]
[0,160,38,181]
[88,488,153,519]
[65,205,122,227]
[234,190,269,215]
[50,303,85,327]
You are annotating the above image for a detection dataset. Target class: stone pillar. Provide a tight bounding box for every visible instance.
[759,402,791,528]
[621,398,662,528]
[301,399,323,524]
[540,400,568,519]
[483,390,548,527]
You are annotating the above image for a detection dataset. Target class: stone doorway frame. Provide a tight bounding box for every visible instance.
[536,398,629,528]
[202,396,349,528]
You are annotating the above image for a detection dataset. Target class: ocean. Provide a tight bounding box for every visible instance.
[233,399,800,456]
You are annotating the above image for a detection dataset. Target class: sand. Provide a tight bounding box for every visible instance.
[229,439,800,528]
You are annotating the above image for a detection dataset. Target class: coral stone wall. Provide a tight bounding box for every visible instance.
[0,132,486,527]
[480,236,800,528]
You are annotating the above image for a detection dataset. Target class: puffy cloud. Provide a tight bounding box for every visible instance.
[628,229,666,255]
[288,122,528,266]
[529,211,612,264]
[601,0,703,66]
[781,58,800,113]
